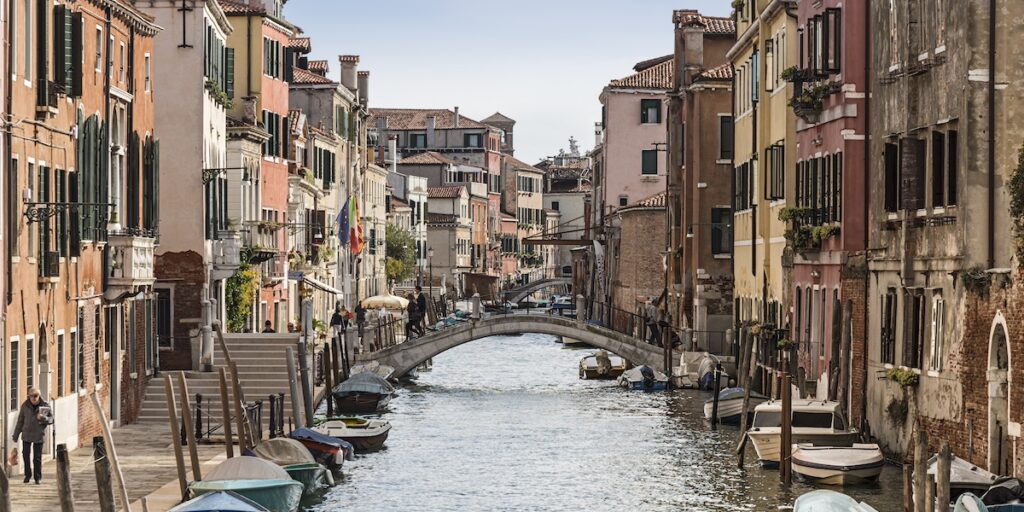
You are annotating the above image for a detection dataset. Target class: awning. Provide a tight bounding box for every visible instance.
[289,272,343,295]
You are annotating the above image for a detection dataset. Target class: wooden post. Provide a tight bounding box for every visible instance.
[936,441,951,511]
[218,368,234,458]
[780,371,792,485]
[737,327,753,465]
[710,363,723,429]
[56,444,75,512]
[331,333,343,383]
[93,436,116,512]
[838,299,853,418]
[229,361,250,449]
[163,376,188,500]
[325,342,335,416]
[297,340,315,428]
[285,347,304,426]
[176,373,202,482]
[903,462,914,512]
[89,393,130,512]
[913,426,929,512]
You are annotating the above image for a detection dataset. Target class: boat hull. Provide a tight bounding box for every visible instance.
[332,392,391,414]
[748,431,862,466]
[562,337,591,348]
[703,397,768,424]
[189,480,303,512]
[283,463,329,496]
[338,431,390,452]
[792,461,884,485]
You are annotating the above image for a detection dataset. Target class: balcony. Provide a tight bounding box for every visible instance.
[210,230,242,280]
[106,229,156,293]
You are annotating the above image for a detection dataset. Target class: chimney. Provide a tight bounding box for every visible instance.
[357,71,369,107]
[426,116,436,147]
[388,136,398,173]
[677,13,706,88]
[594,122,602,147]
[453,106,460,129]
[338,55,359,91]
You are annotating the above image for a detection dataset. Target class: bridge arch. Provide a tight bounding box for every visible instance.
[355,314,667,378]
[503,278,572,303]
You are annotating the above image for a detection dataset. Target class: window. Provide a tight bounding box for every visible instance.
[262,110,282,157]
[764,39,775,91]
[464,133,482,148]
[551,201,559,211]
[77,307,84,389]
[931,129,957,208]
[56,169,66,257]
[9,158,18,258]
[640,99,661,124]
[127,301,135,375]
[902,137,926,210]
[25,335,34,389]
[94,26,102,72]
[619,196,628,207]
[145,298,153,372]
[263,37,281,79]
[733,161,752,211]
[904,291,925,369]
[118,41,125,83]
[929,293,945,371]
[719,116,733,161]
[641,149,658,175]
[94,306,101,383]
[765,143,785,200]
[884,142,900,212]
[144,54,151,91]
[27,162,35,257]
[108,35,114,79]
[23,0,31,79]
[824,8,842,73]
[711,207,732,255]
[409,133,426,148]
[57,331,65,396]
[880,289,896,365]
[9,338,18,410]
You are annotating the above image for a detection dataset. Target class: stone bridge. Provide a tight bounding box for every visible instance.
[503,277,571,303]
[354,313,667,378]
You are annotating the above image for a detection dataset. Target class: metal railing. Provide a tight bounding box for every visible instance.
[246,400,264,442]
[267,393,285,439]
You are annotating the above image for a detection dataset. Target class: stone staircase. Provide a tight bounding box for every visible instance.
[136,334,311,434]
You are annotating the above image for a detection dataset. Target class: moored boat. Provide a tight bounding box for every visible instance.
[349,361,396,381]
[251,438,331,496]
[703,387,768,424]
[617,365,668,391]
[561,336,591,348]
[282,463,331,495]
[188,457,303,512]
[747,400,860,466]
[792,443,885,485]
[315,417,392,452]
[288,427,353,471]
[793,489,879,511]
[922,455,999,505]
[579,351,628,379]
[170,490,270,512]
[332,372,395,414]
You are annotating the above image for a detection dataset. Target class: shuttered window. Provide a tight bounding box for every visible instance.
[127,132,140,229]
[35,0,48,107]
[884,142,899,212]
[901,137,926,211]
[225,47,234,99]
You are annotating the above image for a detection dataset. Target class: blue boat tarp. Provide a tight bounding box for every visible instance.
[170,490,269,512]
[289,428,355,460]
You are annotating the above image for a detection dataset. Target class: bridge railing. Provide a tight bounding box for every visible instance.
[590,301,655,343]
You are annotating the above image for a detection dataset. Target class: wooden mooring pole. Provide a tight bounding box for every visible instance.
[286,347,304,428]
[218,368,235,458]
[89,393,130,512]
[780,371,792,485]
[325,343,335,417]
[229,361,251,449]
[93,436,116,512]
[913,426,928,512]
[936,441,951,511]
[0,459,10,512]
[176,373,202,482]
[710,363,723,429]
[56,443,75,512]
[163,375,188,500]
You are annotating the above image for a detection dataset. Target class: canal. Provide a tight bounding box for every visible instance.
[311,333,903,511]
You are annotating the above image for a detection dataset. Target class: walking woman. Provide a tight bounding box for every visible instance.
[12,387,53,484]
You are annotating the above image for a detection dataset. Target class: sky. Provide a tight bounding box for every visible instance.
[283,0,730,164]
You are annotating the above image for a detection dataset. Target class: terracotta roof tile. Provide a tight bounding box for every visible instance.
[369,108,487,130]
[696,62,734,81]
[287,37,311,52]
[288,109,303,134]
[504,155,543,173]
[426,212,458,224]
[618,191,666,212]
[390,197,410,209]
[308,60,329,76]
[609,59,673,90]
[291,66,334,85]
[428,186,465,199]
[218,0,266,15]
[399,151,455,166]
[672,11,736,35]
[634,54,673,72]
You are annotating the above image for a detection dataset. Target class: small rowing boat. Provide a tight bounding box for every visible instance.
[792,443,885,485]
[315,417,392,452]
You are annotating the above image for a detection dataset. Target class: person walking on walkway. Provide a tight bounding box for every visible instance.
[262,320,276,333]
[405,294,424,338]
[415,286,428,331]
[12,387,52,484]
[354,303,367,346]
[644,300,662,346]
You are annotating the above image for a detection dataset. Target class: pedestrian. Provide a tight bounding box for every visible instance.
[405,294,423,338]
[354,303,366,341]
[12,387,53,484]
[644,300,662,346]
[415,286,428,331]
[262,320,276,333]
[339,306,351,329]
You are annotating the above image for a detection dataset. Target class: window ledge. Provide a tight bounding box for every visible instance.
[713,254,731,259]
[883,363,894,370]
[129,372,138,379]
[10,256,19,263]
[927,370,941,378]
[96,383,103,390]
[715,159,731,165]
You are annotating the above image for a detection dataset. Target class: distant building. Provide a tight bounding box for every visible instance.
[537,140,594,279]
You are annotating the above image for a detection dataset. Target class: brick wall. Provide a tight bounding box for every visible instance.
[841,253,868,429]
[155,250,205,370]
[610,209,666,313]
[75,300,109,446]
[119,298,155,424]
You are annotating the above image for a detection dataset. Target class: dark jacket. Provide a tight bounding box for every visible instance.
[13,399,53,443]
[416,293,427,316]
[407,301,421,320]
[355,305,366,323]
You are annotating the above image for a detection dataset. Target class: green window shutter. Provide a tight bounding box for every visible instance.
[36,0,49,106]
[127,132,139,228]
[70,12,82,96]
[98,119,109,240]
[283,47,294,82]
[152,139,160,232]
[225,47,234,99]
[53,6,64,87]
[69,170,80,254]
[281,114,289,158]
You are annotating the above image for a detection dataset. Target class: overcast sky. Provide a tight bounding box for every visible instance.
[283,0,730,164]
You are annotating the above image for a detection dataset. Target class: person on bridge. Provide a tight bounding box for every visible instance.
[415,286,428,331]
[405,293,424,338]
[644,300,661,346]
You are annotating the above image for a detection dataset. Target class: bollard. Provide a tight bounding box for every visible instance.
[93,437,116,512]
[780,372,793,485]
[56,444,74,512]
[937,441,951,510]
[218,368,234,458]
[471,293,481,320]
[710,363,723,429]
[914,426,929,512]
[297,340,315,428]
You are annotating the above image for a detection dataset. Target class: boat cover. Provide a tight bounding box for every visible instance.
[332,372,395,397]
[170,490,270,512]
[928,455,999,490]
[954,493,988,512]
[252,438,315,467]
[793,489,879,511]
[792,443,884,468]
[206,456,291,482]
[982,478,1024,506]
[289,428,355,460]
[704,387,768,404]
[620,365,668,383]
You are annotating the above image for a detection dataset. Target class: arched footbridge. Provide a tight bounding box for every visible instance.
[503,278,571,303]
[354,314,667,378]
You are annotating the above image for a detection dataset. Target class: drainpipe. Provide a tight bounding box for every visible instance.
[987,0,996,269]
[861,0,872,431]
[3,0,12,469]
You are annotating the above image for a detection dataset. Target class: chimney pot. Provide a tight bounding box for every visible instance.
[454,106,460,129]
[357,71,370,107]
[338,55,360,90]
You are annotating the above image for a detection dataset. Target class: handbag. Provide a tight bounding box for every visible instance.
[7,448,18,467]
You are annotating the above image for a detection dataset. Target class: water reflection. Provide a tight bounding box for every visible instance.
[309,333,902,511]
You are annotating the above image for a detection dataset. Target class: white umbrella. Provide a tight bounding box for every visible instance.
[361,294,409,310]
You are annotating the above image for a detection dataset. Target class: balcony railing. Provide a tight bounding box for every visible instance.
[107,229,156,289]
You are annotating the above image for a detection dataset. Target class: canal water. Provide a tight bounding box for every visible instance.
[311,333,904,511]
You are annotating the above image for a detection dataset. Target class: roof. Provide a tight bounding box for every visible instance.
[633,54,672,72]
[548,181,592,193]
[426,213,458,224]
[504,155,543,174]
[218,0,266,15]
[286,37,311,53]
[696,62,734,81]
[672,11,735,35]
[287,109,304,135]
[399,151,454,166]
[609,58,673,90]
[291,66,335,85]
[481,112,515,125]
[428,186,465,199]
[308,60,329,76]
[390,197,410,210]
[617,191,666,212]
[369,108,487,130]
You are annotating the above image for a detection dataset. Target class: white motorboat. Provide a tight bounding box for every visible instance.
[922,455,998,505]
[747,400,860,466]
[561,336,591,348]
[792,443,885,485]
[793,490,879,512]
[703,387,768,424]
[579,351,628,379]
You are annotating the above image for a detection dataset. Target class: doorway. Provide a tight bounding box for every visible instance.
[988,315,1012,475]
